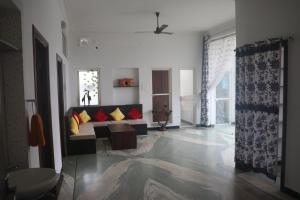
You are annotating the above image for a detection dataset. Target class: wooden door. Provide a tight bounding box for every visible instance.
[152,70,170,122]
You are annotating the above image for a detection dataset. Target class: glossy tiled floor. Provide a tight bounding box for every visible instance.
[59,126,295,200]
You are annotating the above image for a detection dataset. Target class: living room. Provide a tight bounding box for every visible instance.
[0,0,300,199]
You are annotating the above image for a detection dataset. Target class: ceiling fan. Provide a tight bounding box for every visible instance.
[135,12,174,35]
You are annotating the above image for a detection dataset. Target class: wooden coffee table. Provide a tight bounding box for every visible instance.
[108,124,137,150]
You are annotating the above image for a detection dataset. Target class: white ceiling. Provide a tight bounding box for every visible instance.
[63,0,235,34]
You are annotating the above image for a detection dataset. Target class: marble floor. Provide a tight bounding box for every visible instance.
[59,126,295,200]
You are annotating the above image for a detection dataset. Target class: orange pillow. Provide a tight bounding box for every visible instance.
[72,113,80,126]
[72,112,82,124]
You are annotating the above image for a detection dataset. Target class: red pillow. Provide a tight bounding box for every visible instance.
[72,112,82,124]
[94,110,109,122]
[128,107,142,119]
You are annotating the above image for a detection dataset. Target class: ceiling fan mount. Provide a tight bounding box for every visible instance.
[135,12,174,35]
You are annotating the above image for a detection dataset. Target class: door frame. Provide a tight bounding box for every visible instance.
[179,68,195,126]
[32,25,55,168]
[56,54,67,157]
[0,61,8,198]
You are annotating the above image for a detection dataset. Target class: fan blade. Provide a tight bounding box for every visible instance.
[157,24,168,32]
[161,32,174,35]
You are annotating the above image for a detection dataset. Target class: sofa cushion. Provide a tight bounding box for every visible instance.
[126,119,147,125]
[127,107,142,119]
[109,120,128,125]
[110,107,125,121]
[72,112,82,124]
[70,104,143,120]
[72,113,80,126]
[70,117,79,135]
[92,121,111,127]
[94,110,109,122]
[92,119,147,128]
[79,110,91,123]
[70,123,96,140]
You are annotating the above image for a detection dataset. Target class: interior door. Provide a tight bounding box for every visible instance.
[0,63,8,199]
[152,70,170,122]
[33,26,55,169]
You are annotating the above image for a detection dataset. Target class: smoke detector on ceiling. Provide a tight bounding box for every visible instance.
[79,37,100,50]
[79,37,89,47]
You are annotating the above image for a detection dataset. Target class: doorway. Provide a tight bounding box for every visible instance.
[56,54,67,157]
[32,26,55,168]
[0,62,8,199]
[152,70,171,122]
[180,69,194,127]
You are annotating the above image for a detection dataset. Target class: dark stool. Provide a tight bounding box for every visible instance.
[6,168,62,200]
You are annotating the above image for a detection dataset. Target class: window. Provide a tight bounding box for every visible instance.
[216,72,231,124]
[78,70,99,106]
[207,34,236,125]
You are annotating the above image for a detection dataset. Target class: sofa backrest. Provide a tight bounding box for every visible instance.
[68,104,143,121]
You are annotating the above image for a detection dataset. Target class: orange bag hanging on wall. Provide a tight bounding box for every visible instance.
[29,113,46,147]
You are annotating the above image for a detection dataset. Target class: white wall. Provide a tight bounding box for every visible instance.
[13,0,69,172]
[236,0,300,194]
[180,70,194,96]
[68,32,203,126]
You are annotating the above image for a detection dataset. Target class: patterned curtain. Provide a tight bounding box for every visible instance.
[200,36,209,126]
[235,39,285,179]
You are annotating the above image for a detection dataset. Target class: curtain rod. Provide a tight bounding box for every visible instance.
[234,36,294,51]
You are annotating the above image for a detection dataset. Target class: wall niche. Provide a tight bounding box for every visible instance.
[113,68,139,105]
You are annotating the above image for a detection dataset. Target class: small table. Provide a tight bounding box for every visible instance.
[108,124,137,150]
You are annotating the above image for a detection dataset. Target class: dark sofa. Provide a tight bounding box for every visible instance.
[65,104,147,155]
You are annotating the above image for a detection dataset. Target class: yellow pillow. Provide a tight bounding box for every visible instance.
[110,107,125,121]
[70,117,79,135]
[79,110,91,123]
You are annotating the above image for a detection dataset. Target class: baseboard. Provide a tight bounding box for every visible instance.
[195,124,215,128]
[281,186,300,198]
[181,119,194,125]
[148,126,180,130]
